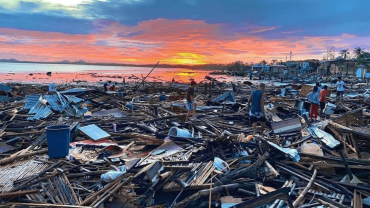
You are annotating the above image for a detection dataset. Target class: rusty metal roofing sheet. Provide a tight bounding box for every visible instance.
[78,124,111,141]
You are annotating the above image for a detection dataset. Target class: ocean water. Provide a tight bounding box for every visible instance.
[0,62,290,87]
[0,62,231,84]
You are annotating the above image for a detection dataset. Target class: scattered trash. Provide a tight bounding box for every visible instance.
[0,78,369,208]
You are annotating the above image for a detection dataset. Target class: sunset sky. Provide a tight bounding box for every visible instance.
[0,0,369,65]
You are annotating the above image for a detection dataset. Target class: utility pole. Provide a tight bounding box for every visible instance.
[290,52,292,61]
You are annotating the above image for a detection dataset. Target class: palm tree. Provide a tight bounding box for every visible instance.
[260,60,267,65]
[354,47,365,59]
[340,49,350,60]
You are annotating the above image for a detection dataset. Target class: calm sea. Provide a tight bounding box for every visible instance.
[0,62,235,84]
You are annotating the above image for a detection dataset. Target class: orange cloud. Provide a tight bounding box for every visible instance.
[0,19,367,64]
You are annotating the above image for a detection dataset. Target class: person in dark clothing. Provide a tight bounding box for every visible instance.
[247,83,266,135]
[249,72,253,80]
[185,81,197,122]
[316,82,322,92]
[103,81,111,92]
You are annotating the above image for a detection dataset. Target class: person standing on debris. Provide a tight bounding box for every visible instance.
[336,77,345,100]
[307,86,320,121]
[185,81,197,122]
[103,81,111,92]
[247,83,266,135]
[319,85,328,115]
[249,71,253,80]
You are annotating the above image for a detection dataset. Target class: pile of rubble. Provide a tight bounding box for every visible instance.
[0,79,369,208]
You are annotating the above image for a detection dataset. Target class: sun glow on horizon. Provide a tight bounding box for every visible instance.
[162,53,208,65]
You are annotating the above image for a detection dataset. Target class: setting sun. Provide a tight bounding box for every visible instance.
[163,53,207,65]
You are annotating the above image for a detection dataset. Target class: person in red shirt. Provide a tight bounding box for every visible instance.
[319,85,328,114]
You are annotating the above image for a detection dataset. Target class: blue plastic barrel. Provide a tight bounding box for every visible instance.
[46,125,71,158]
[168,127,192,138]
[159,94,167,101]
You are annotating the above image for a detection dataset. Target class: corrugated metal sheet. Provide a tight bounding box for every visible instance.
[0,96,9,102]
[0,156,49,192]
[60,88,89,94]
[44,92,69,112]
[212,91,236,103]
[24,94,41,110]
[271,117,302,134]
[78,124,111,141]
[92,108,125,117]
[28,101,53,120]
[64,105,87,117]
[65,95,84,104]
[0,84,11,92]
[64,105,78,117]
[268,141,300,162]
[24,92,87,120]
[307,126,340,148]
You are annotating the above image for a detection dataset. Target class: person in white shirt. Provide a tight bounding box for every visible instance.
[336,77,345,100]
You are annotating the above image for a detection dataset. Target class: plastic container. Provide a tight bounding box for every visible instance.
[168,127,192,138]
[126,102,138,110]
[159,94,167,101]
[46,125,71,158]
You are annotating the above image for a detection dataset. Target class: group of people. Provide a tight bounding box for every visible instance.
[306,77,345,121]
[103,81,117,92]
[185,77,346,136]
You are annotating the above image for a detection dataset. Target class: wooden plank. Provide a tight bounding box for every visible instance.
[0,189,40,198]
[300,84,312,97]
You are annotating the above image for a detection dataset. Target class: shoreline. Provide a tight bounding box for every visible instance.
[0,60,227,70]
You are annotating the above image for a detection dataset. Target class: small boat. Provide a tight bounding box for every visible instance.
[46,72,52,76]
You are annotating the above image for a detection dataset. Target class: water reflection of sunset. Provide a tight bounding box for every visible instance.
[0,63,231,84]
